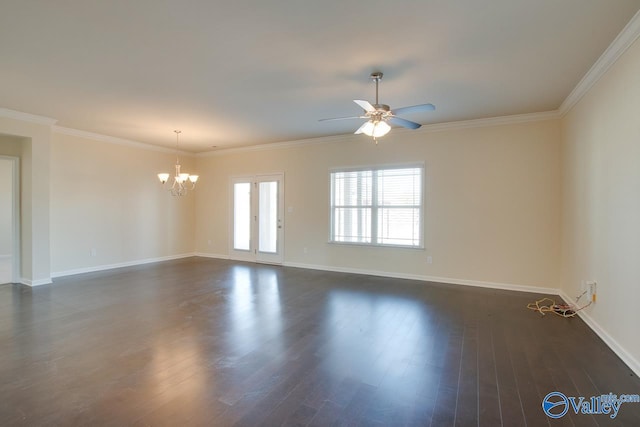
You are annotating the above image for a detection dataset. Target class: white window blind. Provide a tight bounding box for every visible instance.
[330,166,423,247]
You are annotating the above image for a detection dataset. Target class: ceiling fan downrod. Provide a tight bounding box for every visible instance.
[371,72,383,106]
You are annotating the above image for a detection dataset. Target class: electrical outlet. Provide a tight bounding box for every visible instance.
[585,280,597,302]
[90,248,97,257]
[427,256,433,264]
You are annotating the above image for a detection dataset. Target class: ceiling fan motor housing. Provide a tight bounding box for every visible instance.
[370,72,383,81]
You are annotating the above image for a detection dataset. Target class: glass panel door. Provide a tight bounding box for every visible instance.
[258,181,278,253]
[229,178,254,261]
[229,174,284,264]
[256,175,283,264]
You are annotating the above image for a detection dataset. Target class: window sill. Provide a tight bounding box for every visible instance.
[328,241,425,250]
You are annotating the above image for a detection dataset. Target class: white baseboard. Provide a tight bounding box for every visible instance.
[194,252,229,260]
[559,291,640,377]
[51,253,196,278]
[283,261,560,295]
[20,277,53,287]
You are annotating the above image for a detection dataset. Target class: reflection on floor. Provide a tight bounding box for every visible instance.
[1,257,639,425]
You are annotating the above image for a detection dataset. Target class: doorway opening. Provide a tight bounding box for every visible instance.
[0,156,19,284]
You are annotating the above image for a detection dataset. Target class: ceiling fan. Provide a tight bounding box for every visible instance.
[320,72,435,142]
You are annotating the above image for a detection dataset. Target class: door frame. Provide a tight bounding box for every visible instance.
[228,173,285,265]
[0,156,20,283]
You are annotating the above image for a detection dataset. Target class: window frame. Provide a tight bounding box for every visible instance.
[328,163,425,249]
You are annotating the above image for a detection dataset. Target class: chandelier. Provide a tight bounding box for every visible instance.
[157,130,198,196]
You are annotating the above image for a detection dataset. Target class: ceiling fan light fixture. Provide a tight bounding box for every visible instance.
[361,120,391,138]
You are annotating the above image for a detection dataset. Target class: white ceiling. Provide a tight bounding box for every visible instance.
[1,1,640,152]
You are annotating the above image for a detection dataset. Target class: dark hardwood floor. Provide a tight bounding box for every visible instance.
[1,257,639,426]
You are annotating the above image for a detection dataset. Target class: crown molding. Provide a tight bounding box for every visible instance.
[198,110,560,157]
[414,110,561,134]
[53,126,195,157]
[0,108,58,126]
[559,9,640,116]
[197,133,356,157]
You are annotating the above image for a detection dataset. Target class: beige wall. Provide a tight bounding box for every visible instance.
[50,133,197,274]
[196,119,562,289]
[0,134,22,157]
[561,37,640,369]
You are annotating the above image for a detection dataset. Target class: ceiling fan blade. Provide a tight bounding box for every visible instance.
[354,121,370,134]
[318,116,366,122]
[388,116,422,130]
[354,99,375,112]
[391,103,435,116]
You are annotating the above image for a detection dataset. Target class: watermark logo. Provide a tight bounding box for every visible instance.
[542,391,640,419]
[542,392,569,419]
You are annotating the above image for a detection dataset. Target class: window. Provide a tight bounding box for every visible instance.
[330,165,423,247]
